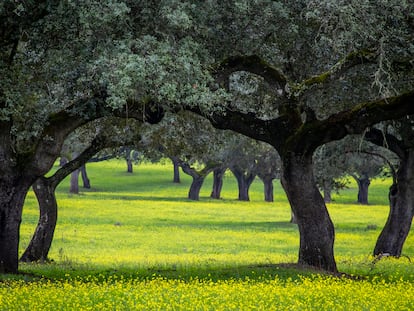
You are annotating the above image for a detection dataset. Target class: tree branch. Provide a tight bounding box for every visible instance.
[364,128,406,160]
[48,129,139,188]
[292,90,414,155]
[189,106,291,151]
[290,49,378,97]
[212,55,287,92]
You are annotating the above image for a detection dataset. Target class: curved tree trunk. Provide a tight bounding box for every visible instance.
[281,153,337,273]
[188,176,206,201]
[230,167,256,201]
[20,177,57,262]
[180,161,216,201]
[20,133,124,263]
[374,150,414,256]
[80,165,90,188]
[211,167,226,199]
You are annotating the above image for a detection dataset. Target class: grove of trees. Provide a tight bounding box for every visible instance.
[1,0,414,274]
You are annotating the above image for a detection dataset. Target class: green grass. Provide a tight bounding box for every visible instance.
[1,160,413,310]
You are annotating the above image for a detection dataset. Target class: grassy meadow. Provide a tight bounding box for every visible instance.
[1,160,414,310]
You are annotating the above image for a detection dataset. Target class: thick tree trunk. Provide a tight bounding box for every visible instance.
[80,165,90,188]
[0,178,32,273]
[69,169,80,194]
[180,161,215,201]
[374,151,414,256]
[188,176,205,201]
[355,175,370,204]
[231,167,256,201]
[211,167,226,199]
[170,157,181,183]
[261,177,274,202]
[20,177,57,262]
[281,153,337,272]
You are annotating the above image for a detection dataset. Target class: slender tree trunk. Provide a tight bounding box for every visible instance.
[211,167,226,199]
[69,169,80,194]
[0,178,32,273]
[80,165,90,188]
[125,147,133,173]
[261,177,274,202]
[355,175,370,204]
[323,181,332,203]
[281,153,337,272]
[126,159,133,173]
[188,176,206,201]
[231,167,256,201]
[374,150,414,256]
[20,177,57,262]
[170,157,181,183]
[59,157,68,166]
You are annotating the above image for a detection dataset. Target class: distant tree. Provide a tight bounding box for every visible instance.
[142,112,227,200]
[314,136,395,204]
[255,144,281,202]
[210,167,227,199]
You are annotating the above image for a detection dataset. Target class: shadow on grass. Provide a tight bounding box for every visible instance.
[17,262,339,284]
[153,220,296,232]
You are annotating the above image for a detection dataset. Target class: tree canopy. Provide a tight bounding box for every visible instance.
[1,0,414,273]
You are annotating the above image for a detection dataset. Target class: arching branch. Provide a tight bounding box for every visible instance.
[291,49,378,96]
[364,128,406,160]
[212,55,287,92]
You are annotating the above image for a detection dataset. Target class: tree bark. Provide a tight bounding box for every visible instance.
[0,178,32,273]
[374,150,414,256]
[281,153,337,272]
[323,181,332,203]
[354,175,370,205]
[261,177,274,202]
[170,157,181,183]
[80,165,90,188]
[125,147,134,173]
[20,177,58,262]
[230,167,256,201]
[180,161,216,201]
[20,132,129,263]
[211,167,226,199]
[69,169,80,194]
[126,159,133,173]
[188,176,206,201]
